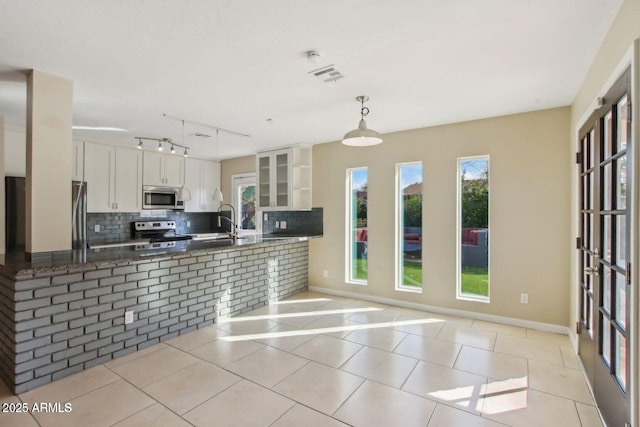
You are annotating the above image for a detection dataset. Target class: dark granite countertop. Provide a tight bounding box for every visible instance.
[0,233,321,277]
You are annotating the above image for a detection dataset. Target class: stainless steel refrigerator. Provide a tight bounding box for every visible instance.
[72,181,87,249]
[5,177,87,252]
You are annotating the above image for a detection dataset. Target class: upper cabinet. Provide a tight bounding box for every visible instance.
[143,151,184,187]
[84,142,143,212]
[256,146,311,211]
[184,158,220,212]
[72,140,84,181]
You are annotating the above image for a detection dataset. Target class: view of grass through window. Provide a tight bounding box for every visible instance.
[459,157,489,298]
[349,168,368,282]
[398,163,422,289]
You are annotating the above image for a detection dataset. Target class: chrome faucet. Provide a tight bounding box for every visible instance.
[217,203,237,238]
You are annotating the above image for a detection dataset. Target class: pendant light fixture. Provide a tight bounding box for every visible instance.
[177,120,191,202]
[342,95,383,146]
[212,129,224,207]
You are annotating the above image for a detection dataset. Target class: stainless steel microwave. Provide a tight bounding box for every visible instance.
[142,186,185,210]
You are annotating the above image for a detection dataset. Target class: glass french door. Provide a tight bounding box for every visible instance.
[577,68,631,427]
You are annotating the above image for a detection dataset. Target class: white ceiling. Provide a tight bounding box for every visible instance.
[0,0,623,160]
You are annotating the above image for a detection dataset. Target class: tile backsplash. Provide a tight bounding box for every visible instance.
[87,211,223,244]
[261,207,323,235]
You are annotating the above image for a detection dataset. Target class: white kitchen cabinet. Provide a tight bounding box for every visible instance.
[72,140,84,181]
[143,151,184,187]
[84,142,143,212]
[184,158,220,212]
[256,146,311,210]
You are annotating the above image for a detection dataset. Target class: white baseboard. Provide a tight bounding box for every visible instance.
[309,285,571,336]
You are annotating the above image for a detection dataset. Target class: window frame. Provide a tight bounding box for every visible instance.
[395,161,423,293]
[456,155,490,303]
[346,167,368,285]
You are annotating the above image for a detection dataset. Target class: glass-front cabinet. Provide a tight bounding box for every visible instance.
[256,146,311,210]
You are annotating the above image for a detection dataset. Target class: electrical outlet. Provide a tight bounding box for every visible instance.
[520,293,528,304]
[94,224,100,233]
[280,221,287,229]
[323,270,328,278]
[125,310,134,324]
[187,221,191,228]
[264,213,268,221]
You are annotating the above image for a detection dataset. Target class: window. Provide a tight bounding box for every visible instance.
[347,168,368,284]
[457,157,489,301]
[231,174,256,230]
[396,162,423,291]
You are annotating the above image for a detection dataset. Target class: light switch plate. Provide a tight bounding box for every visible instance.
[94,224,100,233]
[275,221,280,228]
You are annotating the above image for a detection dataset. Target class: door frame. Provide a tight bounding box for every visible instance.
[573,40,639,426]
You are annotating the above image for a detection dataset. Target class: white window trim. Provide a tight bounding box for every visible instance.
[231,173,258,234]
[395,162,423,293]
[346,167,367,285]
[456,155,490,303]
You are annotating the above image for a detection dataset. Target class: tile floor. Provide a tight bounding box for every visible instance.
[0,291,603,427]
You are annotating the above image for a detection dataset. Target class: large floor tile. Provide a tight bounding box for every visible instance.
[105,343,168,368]
[344,326,407,351]
[109,346,200,387]
[214,318,279,336]
[392,318,446,338]
[428,403,504,427]
[494,334,564,366]
[143,360,240,414]
[303,316,362,338]
[188,337,264,367]
[340,346,418,388]
[393,333,462,367]
[471,320,527,337]
[575,402,604,427]
[184,380,294,427]
[454,346,528,382]
[32,380,155,427]
[291,334,363,368]
[423,312,474,326]
[526,329,571,346]
[165,325,228,351]
[272,361,364,415]
[113,403,193,427]
[251,322,315,351]
[482,388,582,427]
[436,324,497,350]
[334,380,436,427]
[0,382,39,427]
[226,346,309,387]
[271,404,348,427]
[560,344,581,370]
[347,309,400,324]
[402,361,487,414]
[528,360,593,404]
[20,365,119,404]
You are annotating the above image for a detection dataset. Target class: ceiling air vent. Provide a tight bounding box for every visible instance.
[189,132,211,138]
[308,64,344,83]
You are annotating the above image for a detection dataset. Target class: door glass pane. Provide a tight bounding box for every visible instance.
[615,272,626,330]
[616,155,627,209]
[616,215,626,268]
[258,156,270,208]
[276,153,288,207]
[614,331,627,390]
[602,215,611,262]
[588,296,593,338]
[589,130,595,169]
[458,157,489,299]
[397,163,422,289]
[238,183,256,230]
[617,95,628,151]
[602,267,611,314]
[603,111,612,159]
[603,163,611,211]
[602,317,611,366]
[348,168,368,283]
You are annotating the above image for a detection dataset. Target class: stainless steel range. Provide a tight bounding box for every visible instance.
[132,221,191,251]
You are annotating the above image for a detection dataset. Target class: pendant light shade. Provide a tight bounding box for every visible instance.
[342,96,383,146]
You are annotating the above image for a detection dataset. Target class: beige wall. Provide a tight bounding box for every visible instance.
[26,70,73,253]
[0,116,5,254]
[309,107,570,326]
[4,127,26,177]
[220,155,255,202]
